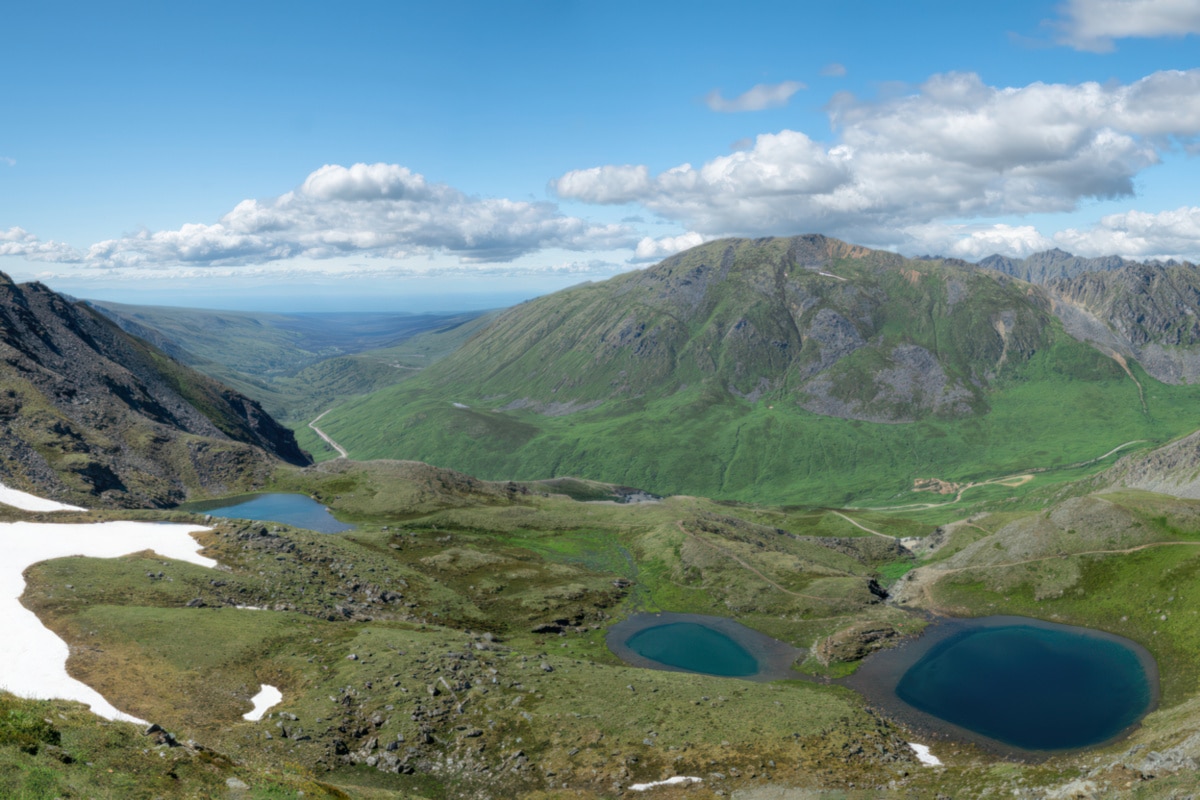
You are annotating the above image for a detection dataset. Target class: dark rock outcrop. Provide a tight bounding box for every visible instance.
[0,271,310,507]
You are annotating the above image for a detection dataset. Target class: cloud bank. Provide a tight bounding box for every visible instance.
[69,163,633,270]
[1055,0,1200,51]
[0,227,80,262]
[556,69,1200,258]
[7,69,1200,278]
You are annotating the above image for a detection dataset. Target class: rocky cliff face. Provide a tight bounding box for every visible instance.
[416,235,1060,424]
[0,273,310,508]
[1045,263,1200,384]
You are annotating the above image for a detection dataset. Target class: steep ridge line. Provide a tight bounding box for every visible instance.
[309,410,349,459]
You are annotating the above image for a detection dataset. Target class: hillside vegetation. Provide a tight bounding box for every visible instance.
[316,236,1200,505]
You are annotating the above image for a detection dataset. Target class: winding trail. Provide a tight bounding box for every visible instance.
[309,410,349,459]
[934,539,1200,577]
[829,511,896,541]
[911,540,1200,611]
[674,521,830,601]
[860,440,1147,512]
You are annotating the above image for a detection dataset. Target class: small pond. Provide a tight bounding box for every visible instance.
[848,615,1158,754]
[183,493,355,534]
[607,612,802,681]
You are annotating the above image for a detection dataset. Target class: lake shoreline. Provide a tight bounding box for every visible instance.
[180,492,356,534]
[844,614,1161,760]
[605,611,808,682]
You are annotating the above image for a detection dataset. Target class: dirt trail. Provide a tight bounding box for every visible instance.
[309,410,349,459]
[860,441,1146,512]
[829,511,896,541]
[674,521,829,601]
[935,540,1200,576]
[907,540,1200,611]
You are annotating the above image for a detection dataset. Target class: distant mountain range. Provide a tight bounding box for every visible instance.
[977,248,1136,283]
[89,302,495,426]
[0,273,309,508]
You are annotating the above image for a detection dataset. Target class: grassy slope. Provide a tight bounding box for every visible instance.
[14,461,1200,796]
[17,466,927,798]
[319,329,1200,507]
[308,240,1200,508]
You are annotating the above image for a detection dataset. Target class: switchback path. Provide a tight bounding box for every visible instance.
[309,410,349,459]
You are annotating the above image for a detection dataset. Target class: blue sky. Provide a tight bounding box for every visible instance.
[2,0,1200,311]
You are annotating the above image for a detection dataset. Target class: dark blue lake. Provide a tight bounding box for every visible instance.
[185,493,355,534]
[625,622,759,677]
[607,612,803,681]
[849,616,1157,754]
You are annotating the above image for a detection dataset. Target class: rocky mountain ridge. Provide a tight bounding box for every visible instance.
[1044,262,1200,384]
[0,271,310,507]
[410,234,1055,424]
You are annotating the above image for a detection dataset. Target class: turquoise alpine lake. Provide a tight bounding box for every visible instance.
[184,493,355,534]
[848,616,1157,754]
[606,612,803,681]
[625,622,758,677]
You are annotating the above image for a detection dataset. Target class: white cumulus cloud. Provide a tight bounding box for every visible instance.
[704,80,805,113]
[76,163,635,269]
[0,227,82,262]
[633,231,709,262]
[1054,0,1200,51]
[1053,206,1200,259]
[554,70,1200,249]
[904,223,1055,259]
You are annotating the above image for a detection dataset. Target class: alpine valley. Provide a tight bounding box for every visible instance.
[9,236,1200,799]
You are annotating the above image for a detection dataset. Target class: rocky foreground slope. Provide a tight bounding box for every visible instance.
[0,272,310,507]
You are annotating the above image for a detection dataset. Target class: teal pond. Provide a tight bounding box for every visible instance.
[607,613,802,681]
[848,616,1158,754]
[183,493,355,534]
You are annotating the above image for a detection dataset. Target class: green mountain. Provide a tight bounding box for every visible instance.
[316,235,1200,505]
[0,274,309,508]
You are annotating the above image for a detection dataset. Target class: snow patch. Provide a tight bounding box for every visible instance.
[630,776,703,791]
[0,520,213,724]
[452,402,469,409]
[0,482,86,512]
[908,742,942,766]
[243,684,283,721]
